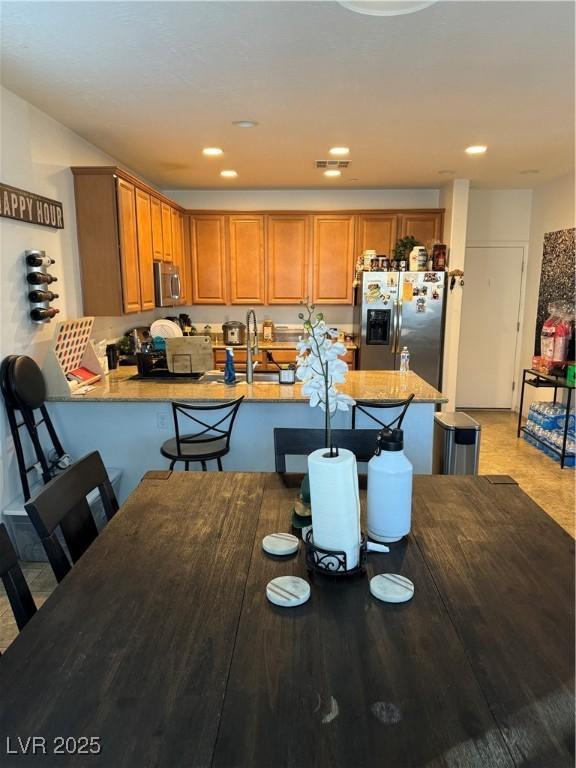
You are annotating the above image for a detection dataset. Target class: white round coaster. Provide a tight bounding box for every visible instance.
[262,533,299,556]
[266,576,310,608]
[370,574,414,604]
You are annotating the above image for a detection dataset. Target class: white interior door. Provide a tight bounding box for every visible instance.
[456,246,524,408]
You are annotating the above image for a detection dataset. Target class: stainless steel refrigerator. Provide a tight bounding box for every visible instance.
[353,271,446,389]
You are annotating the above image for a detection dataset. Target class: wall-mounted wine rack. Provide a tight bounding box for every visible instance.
[25,249,60,324]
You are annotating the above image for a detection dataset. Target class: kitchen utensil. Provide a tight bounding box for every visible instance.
[222,320,246,346]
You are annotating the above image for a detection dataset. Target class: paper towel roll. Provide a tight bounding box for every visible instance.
[307,448,361,570]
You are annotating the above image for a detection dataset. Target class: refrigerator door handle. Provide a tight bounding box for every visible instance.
[396,300,403,353]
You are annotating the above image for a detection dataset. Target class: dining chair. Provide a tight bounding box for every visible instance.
[160,397,245,471]
[351,393,415,430]
[0,523,37,632]
[24,451,119,583]
[274,428,379,473]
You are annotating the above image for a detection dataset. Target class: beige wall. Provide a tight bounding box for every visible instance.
[519,173,575,411]
[0,86,157,507]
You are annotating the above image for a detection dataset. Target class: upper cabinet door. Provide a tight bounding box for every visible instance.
[161,203,173,262]
[190,215,228,304]
[267,215,309,304]
[312,215,355,304]
[134,188,155,311]
[356,214,397,257]
[398,212,443,251]
[170,208,187,305]
[229,215,265,304]
[116,178,141,314]
[150,196,164,262]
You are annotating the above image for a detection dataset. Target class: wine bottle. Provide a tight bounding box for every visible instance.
[30,307,60,322]
[28,289,59,302]
[26,272,58,285]
[26,253,55,267]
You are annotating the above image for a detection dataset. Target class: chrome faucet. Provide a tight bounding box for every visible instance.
[246,309,259,384]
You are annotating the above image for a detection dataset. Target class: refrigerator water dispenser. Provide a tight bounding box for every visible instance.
[366,309,390,345]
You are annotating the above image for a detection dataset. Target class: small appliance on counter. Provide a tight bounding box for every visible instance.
[222,320,246,346]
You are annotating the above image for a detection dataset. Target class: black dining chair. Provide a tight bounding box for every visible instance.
[24,451,119,583]
[274,428,380,473]
[160,397,244,471]
[351,393,415,430]
[0,523,37,634]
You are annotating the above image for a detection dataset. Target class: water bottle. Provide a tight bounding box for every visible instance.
[400,346,410,372]
[367,427,413,543]
[223,348,236,385]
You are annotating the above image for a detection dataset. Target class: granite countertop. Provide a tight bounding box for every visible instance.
[48,368,447,404]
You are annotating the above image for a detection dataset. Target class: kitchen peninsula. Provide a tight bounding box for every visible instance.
[46,369,446,501]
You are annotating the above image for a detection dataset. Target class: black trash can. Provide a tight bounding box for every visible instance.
[433,412,481,475]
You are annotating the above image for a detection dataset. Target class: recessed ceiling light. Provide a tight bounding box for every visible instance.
[437,170,455,175]
[338,1,437,16]
[324,170,342,178]
[329,147,350,156]
[520,169,540,175]
[465,145,488,155]
[220,170,238,178]
[232,120,258,128]
[202,147,223,156]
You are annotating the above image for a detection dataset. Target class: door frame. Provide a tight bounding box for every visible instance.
[461,241,528,410]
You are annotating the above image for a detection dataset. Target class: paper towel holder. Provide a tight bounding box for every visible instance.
[321,444,340,460]
[304,530,367,577]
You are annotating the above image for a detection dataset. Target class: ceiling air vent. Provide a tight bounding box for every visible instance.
[315,159,350,169]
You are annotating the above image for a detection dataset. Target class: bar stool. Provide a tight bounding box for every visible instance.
[160,397,244,471]
[351,394,415,430]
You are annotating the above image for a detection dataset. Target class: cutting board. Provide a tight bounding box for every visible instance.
[166,336,214,374]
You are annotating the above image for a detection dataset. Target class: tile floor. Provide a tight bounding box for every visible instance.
[1,410,573,652]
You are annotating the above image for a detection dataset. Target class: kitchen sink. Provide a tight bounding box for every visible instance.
[200,370,280,383]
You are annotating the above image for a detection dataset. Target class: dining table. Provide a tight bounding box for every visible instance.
[0,471,573,768]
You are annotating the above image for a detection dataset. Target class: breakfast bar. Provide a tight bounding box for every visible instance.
[46,369,446,500]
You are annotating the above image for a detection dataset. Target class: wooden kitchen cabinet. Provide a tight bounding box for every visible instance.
[189,215,228,304]
[161,203,173,262]
[213,348,264,370]
[134,188,156,311]
[267,215,309,304]
[356,214,397,257]
[116,178,142,314]
[229,215,265,304]
[398,211,443,250]
[150,196,164,262]
[312,215,356,304]
[72,167,188,315]
[171,208,187,304]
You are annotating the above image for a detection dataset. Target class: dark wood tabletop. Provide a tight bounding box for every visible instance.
[0,472,573,768]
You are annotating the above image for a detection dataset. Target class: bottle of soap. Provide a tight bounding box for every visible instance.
[223,347,236,385]
[367,427,413,543]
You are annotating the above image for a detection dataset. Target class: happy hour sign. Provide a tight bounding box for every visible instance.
[1,182,64,229]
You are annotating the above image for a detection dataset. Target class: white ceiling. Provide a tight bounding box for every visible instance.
[1,1,574,190]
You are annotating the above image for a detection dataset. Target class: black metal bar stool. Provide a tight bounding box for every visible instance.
[351,393,415,430]
[0,355,67,500]
[160,397,244,472]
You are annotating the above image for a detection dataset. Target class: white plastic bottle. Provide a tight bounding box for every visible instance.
[400,346,410,372]
[367,427,413,543]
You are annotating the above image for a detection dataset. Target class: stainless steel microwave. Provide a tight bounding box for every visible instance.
[154,261,181,307]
